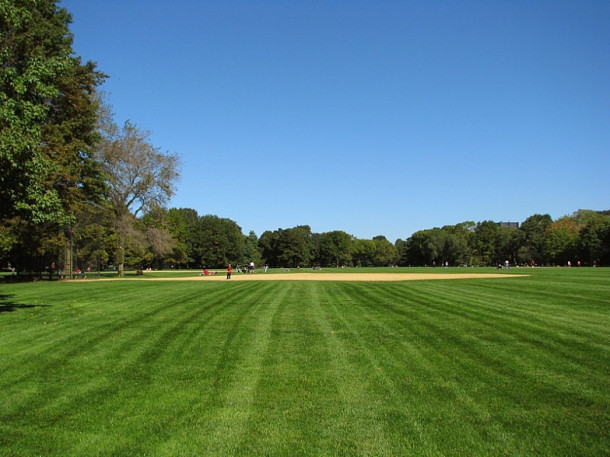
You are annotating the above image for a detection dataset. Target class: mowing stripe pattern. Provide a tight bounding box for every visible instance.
[0,270,608,456]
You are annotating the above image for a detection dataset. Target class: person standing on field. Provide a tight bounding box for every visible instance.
[227,264,232,279]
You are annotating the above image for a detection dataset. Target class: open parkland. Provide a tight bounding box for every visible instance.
[1,266,608,456]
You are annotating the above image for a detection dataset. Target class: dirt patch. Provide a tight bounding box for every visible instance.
[100,273,527,282]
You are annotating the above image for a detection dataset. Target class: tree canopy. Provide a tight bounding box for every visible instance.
[1,0,104,231]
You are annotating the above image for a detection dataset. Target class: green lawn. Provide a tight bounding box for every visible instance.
[1,268,608,456]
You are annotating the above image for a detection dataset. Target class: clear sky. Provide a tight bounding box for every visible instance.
[61,0,609,242]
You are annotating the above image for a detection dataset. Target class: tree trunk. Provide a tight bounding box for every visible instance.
[64,229,74,279]
[117,232,125,277]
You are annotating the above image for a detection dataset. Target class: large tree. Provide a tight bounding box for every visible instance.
[544,217,580,265]
[167,207,199,268]
[318,230,353,267]
[578,213,610,265]
[192,215,244,268]
[243,230,263,267]
[519,214,552,265]
[472,221,501,265]
[96,118,180,275]
[1,0,105,264]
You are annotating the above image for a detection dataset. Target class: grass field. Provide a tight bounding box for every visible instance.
[0,268,608,456]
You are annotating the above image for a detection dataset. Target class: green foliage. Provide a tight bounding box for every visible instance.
[318,230,353,267]
[192,215,244,268]
[399,211,610,266]
[258,226,315,267]
[95,116,180,275]
[520,214,553,264]
[243,230,263,266]
[578,216,610,265]
[167,208,199,267]
[544,217,580,265]
[0,0,104,227]
[352,237,398,266]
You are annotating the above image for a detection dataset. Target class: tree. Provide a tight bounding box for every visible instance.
[351,238,373,267]
[277,226,314,267]
[256,226,313,267]
[472,221,500,265]
[167,208,199,267]
[193,215,244,268]
[544,217,580,265]
[318,231,353,267]
[403,229,442,266]
[1,0,105,267]
[137,205,175,269]
[244,231,263,266]
[370,236,398,266]
[259,230,279,266]
[578,213,610,265]
[96,118,180,275]
[496,226,523,266]
[520,214,552,265]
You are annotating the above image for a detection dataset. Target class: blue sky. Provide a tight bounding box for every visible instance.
[62,0,609,242]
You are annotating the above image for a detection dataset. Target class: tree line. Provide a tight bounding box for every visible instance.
[396,211,610,268]
[2,1,609,277]
[160,209,610,269]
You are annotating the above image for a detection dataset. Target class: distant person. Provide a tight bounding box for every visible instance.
[264,264,269,273]
[227,264,232,280]
[249,261,255,273]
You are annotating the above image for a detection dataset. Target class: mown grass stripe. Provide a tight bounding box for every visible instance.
[312,282,432,456]
[151,282,281,456]
[351,280,609,455]
[328,282,513,455]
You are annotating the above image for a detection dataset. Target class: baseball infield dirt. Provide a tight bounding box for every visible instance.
[114,272,527,282]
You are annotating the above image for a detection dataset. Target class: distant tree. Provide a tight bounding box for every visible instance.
[258,230,279,266]
[318,230,353,267]
[497,226,524,266]
[137,205,175,269]
[96,118,180,275]
[520,214,552,265]
[168,208,199,267]
[437,223,474,266]
[193,215,244,268]
[395,238,408,266]
[578,213,610,265]
[403,229,443,266]
[351,239,373,267]
[278,226,314,267]
[544,216,580,265]
[244,231,263,266]
[370,236,398,266]
[256,226,313,267]
[472,221,500,265]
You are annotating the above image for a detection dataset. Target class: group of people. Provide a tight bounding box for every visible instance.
[201,261,269,279]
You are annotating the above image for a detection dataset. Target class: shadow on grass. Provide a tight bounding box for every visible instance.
[0,294,50,314]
